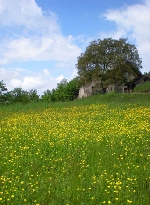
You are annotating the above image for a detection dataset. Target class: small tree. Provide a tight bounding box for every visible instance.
[65,77,80,100]
[41,89,52,102]
[0,80,7,95]
[54,78,80,101]
[0,81,8,103]
[42,77,80,102]
[28,89,39,102]
[54,79,68,101]
[10,88,30,103]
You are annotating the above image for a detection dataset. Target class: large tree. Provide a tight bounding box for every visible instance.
[76,38,142,91]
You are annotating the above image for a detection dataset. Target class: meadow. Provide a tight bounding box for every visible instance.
[0,93,150,205]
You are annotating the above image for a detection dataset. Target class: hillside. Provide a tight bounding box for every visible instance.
[0,92,150,113]
[0,92,150,204]
[133,81,150,92]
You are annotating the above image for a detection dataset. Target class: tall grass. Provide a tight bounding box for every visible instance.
[0,93,150,204]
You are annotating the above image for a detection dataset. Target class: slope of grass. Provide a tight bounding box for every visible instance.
[133,82,150,92]
[0,92,150,113]
[0,93,150,204]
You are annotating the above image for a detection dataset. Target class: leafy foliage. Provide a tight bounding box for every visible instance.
[0,82,39,104]
[76,38,142,91]
[0,80,7,94]
[28,89,39,102]
[0,77,80,104]
[0,81,9,104]
[41,77,80,102]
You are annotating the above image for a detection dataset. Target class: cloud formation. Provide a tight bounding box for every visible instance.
[0,0,82,64]
[0,0,59,33]
[101,0,150,72]
[0,68,66,95]
[0,0,81,94]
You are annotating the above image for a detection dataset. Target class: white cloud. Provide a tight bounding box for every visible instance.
[0,0,82,64]
[0,67,20,79]
[42,69,50,76]
[0,67,79,95]
[56,75,65,83]
[0,0,59,33]
[0,0,82,94]
[100,0,150,73]
[0,68,67,95]
[0,35,82,64]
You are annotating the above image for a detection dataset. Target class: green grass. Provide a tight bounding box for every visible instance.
[133,82,150,92]
[0,93,150,204]
[1,92,150,112]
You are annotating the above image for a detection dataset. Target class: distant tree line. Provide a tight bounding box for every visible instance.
[0,77,80,104]
[0,81,39,104]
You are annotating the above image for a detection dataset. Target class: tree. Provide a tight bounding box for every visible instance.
[41,89,52,101]
[54,78,80,101]
[65,77,80,100]
[76,38,142,91]
[144,71,150,75]
[10,88,30,103]
[54,79,68,101]
[0,81,8,103]
[41,77,80,102]
[28,89,39,102]
[0,80,7,95]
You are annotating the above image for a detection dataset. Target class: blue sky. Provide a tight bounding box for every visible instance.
[0,0,150,95]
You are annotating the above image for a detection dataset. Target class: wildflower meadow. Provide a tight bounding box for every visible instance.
[0,93,150,204]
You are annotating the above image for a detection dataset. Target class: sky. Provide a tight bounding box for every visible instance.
[0,0,150,95]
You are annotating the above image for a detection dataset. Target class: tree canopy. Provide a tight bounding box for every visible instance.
[76,38,142,91]
[0,81,39,104]
[41,77,80,102]
[0,77,80,104]
[0,80,7,95]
